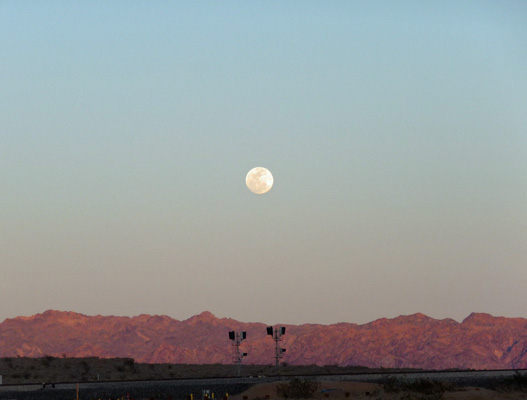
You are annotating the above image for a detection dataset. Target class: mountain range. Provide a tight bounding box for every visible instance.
[1,310,527,370]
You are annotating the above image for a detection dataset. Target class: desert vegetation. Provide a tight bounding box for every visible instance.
[493,371,527,392]
[3,358,527,400]
[275,378,320,398]
[381,376,456,399]
[0,357,384,385]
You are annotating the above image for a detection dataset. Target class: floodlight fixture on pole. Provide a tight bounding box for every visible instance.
[228,331,247,377]
[267,326,286,370]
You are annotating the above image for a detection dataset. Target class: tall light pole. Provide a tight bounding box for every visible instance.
[267,326,286,371]
[229,331,247,377]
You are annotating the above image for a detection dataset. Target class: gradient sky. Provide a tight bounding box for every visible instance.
[1,1,526,325]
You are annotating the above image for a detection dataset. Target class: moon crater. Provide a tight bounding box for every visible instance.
[246,167,274,194]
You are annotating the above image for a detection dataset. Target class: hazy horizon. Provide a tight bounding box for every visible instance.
[1,1,526,326]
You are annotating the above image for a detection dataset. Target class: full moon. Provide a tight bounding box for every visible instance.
[246,167,274,194]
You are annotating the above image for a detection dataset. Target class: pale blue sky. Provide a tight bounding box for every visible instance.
[1,1,526,325]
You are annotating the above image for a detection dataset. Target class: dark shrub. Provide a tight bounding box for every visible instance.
[496,371,527,392]
[382,376,453,395]
[276,378,320,398]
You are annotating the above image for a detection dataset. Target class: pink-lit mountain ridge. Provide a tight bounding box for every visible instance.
[1,310,527,370]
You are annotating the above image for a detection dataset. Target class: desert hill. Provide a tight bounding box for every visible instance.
[1,310,527,370]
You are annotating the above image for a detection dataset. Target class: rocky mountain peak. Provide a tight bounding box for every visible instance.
[1,310,527,370]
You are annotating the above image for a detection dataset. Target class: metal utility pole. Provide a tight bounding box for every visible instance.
[228,331,247,377]
[266,326,286,371]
